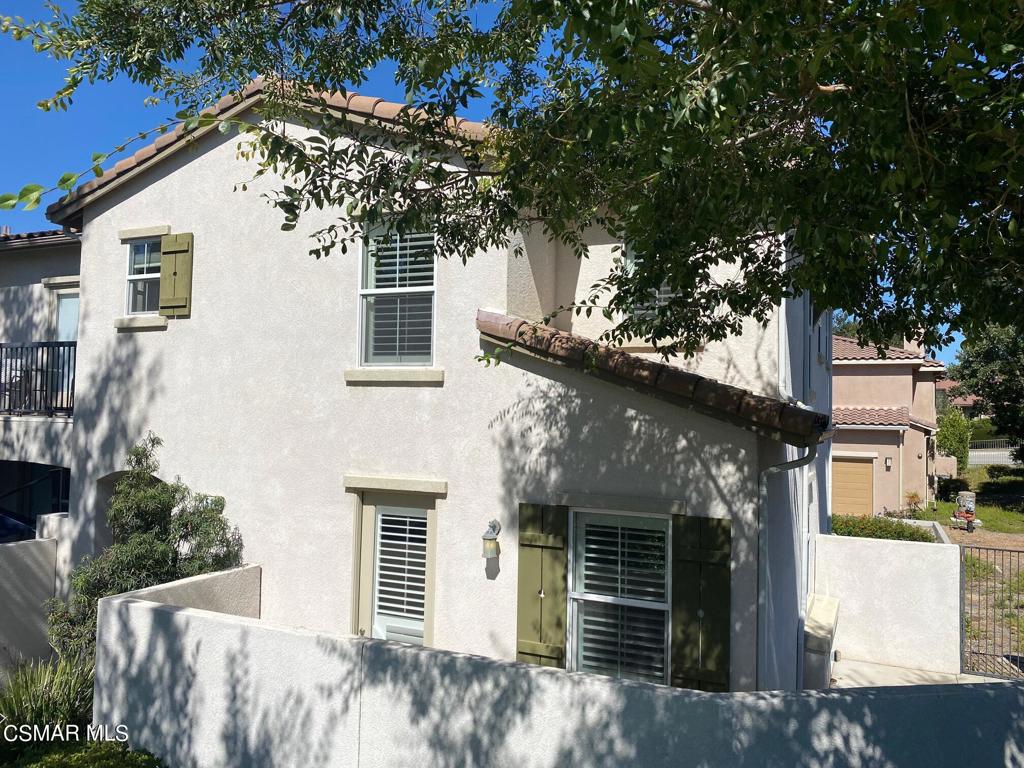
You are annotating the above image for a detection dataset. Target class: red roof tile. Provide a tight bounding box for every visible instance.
[47,77,486,225]
[477,310,832,444]
[0,229,79,251]
[833,406,910,427]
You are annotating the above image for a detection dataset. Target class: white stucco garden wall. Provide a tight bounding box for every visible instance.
[64,122,766,690]
[814,533,961,674]
[93,582,1024,768]
[0,536,56,671]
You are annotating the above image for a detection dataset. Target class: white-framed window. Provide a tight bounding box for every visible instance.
[568,509,671,684]
[359,229,435,365]
[125,239,162,315]
[622,245,677,319]
[371,505,428,644]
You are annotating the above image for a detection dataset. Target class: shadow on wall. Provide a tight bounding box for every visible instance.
[95,593,1024,768]
[0,246,79,344]
[0,331,164,587]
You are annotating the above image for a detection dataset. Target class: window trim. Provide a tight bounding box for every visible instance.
[621,243,678,320]
[124,238,162,316]
[354,491,437,646]
[565,507,673,685]
[356,229,437,367]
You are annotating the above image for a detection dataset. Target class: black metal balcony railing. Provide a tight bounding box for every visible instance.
[0,341,77,417]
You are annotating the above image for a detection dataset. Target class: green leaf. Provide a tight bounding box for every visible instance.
[0,193,18,210]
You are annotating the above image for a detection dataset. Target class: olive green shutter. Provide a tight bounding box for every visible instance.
[516,503,569,667]
[159,232,194,318]
[671,517,731,691]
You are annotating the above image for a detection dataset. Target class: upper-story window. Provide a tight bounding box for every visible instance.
[126,239,162,315]
[622,245,677,319]
[360,228,435,366]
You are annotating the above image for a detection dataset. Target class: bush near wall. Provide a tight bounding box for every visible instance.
[8,741,165,768]
[831,515,935,542]
[937,407,973,475]
[938,477,971,501]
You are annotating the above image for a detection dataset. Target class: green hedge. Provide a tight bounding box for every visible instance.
[938,477,971,501]
[831,515,934,542]
[5,741,164,768]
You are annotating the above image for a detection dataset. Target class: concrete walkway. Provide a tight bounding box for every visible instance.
[831,658,1003,687]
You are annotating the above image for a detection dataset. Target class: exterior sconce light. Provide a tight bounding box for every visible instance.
[884,457,893,469]
[482,519,501,559]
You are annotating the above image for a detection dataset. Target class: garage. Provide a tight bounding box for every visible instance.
[832,457,873,517]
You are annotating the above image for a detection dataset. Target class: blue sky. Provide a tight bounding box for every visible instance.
[0,2,963,364]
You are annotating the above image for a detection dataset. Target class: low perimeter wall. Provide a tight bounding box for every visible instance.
[0,537,57,672]
[93,568,1024,768]
[814,533,961,673]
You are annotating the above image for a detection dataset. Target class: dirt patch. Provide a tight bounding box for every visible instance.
[945,526,1024,550]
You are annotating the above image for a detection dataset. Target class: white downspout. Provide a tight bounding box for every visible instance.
[756,441,818,691]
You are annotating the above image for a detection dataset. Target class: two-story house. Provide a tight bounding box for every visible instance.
[831,335,946,516]
[1,81,832,691]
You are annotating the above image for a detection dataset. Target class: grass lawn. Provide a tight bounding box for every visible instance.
[917,464,1024,534]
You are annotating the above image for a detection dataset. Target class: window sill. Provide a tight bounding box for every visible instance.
[115,315,168,332]
[344,368,444,386]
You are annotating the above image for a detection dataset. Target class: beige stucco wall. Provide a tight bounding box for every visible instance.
[62,124,771,690]
[0,537,56,671]
[832,363,915,409]
[94,584,1023,768]
[814,534,961,674]
[0,244,80,345]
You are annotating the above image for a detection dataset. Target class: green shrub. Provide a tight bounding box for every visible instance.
[48,433,243,661]
[938,476,971,501]
[12,741,165,768]
[831,515,935,542]
[986,464,1024,480]
[937,407,973,475]
[0,657,93,729]
[971,417,1004,442]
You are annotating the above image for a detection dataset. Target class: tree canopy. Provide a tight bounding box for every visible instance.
[952,325,1024,462]
[3,1,1023,355]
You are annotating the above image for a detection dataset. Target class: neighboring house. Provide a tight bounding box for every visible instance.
[831,335,946,516]
[1,81,833,692]
[936,378,985,417]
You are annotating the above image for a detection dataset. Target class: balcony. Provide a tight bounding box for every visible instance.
[0,341,77,417]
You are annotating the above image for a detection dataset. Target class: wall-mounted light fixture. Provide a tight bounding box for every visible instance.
[482,519,501,559]
[884,457,893,470]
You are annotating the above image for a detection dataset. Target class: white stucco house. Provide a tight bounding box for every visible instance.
[0,80,836,693]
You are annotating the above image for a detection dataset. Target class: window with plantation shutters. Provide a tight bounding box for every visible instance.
[360,229,435,365]
[371,506,428,644]
[622,245,678,319]
[569,512,670,684]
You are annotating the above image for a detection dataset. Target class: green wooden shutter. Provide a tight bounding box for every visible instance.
[671,516,731,691]
[516,503,568,667]
[159,232,194,318]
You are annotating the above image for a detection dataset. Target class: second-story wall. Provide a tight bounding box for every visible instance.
[0,244,80,344]
[833,364,916,410]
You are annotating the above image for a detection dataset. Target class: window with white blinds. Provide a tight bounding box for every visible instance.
[570,511,670,684]
[372,506,428,645]
[361,229,435,365]
[622,246,677,319]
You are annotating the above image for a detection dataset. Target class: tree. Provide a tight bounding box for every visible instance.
[47,434,242,660]
[936,405,972,475]
[3,2,1023,356]
[952,325,1024,463]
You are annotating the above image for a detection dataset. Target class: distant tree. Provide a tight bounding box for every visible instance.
[3,2,1024,356]
[936,406,973,475]
[953,325,1024,462]
[47,434,242,660]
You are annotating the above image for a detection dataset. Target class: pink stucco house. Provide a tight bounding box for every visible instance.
[831,336,947,516]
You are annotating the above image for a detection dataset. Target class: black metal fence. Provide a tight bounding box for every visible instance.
[962,545,1024,679]
[0,341,77,417]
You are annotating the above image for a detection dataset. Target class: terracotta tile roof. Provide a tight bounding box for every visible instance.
[0,228,79,251]
[47,77,486,225]
[833,335,946,370]
[833,406,910,427]
[936,379,980,407]
[477,310,832,444]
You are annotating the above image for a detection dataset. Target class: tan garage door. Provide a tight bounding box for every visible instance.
[832,458,873,517]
